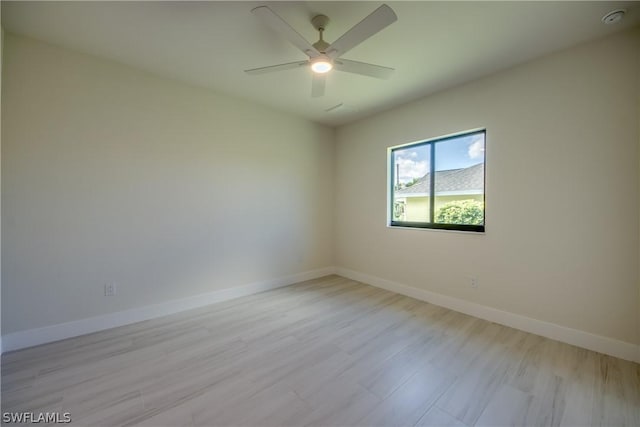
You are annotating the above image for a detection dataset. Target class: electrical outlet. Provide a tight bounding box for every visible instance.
[470,277,478,289]
[104,283,117,296]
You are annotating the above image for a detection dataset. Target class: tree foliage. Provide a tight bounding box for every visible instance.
[435,200,484,225]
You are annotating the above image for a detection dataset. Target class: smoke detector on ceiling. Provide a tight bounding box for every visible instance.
[602,9,626,24]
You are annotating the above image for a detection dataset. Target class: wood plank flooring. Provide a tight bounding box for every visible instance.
[2,275,639,426]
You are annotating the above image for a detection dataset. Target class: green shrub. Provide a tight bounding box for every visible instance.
[393,201,405,221]
[435,200,484,225]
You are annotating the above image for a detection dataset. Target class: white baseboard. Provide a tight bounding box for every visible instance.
[3,266,638,363]
[336,267,640,363]
[1,267,336,353]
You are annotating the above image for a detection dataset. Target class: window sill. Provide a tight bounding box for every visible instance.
[387,223,485,234]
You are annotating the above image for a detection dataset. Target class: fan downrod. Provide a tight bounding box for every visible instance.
[311,14,330,52]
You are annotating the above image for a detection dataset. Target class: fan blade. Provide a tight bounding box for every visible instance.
[326,4,397,59]
[334,59,394,79]
[311,74,326,97]
[245,61,308,75]
[252,6,321,58]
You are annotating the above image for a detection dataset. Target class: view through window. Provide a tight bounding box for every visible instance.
[389,130,485,232]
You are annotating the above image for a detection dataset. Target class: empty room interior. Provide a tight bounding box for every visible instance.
[1,1,639,426]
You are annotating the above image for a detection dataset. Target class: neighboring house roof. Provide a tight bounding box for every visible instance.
[396,162,484,197]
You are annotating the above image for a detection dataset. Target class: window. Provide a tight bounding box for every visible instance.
[389,129,485,232]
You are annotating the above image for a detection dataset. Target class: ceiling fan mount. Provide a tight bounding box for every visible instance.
[311,14,329,32]
[245,4,398,97]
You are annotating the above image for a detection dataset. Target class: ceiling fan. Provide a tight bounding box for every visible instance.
[245,4,398,97]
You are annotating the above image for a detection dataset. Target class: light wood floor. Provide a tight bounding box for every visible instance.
[2,275,639,426]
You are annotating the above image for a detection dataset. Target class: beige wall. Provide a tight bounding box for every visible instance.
[2,28,639,351]
[1,34,334,334]
[335,29,640,345]
[404,197,429,222]
[1,26,3,350]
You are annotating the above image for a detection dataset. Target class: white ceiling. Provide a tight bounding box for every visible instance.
[2,1,639,127]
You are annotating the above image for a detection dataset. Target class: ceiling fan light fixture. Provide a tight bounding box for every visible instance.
[311,55,333,74]
[247,4,398,96]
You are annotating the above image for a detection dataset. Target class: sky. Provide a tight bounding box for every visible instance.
[394,132,485,183]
